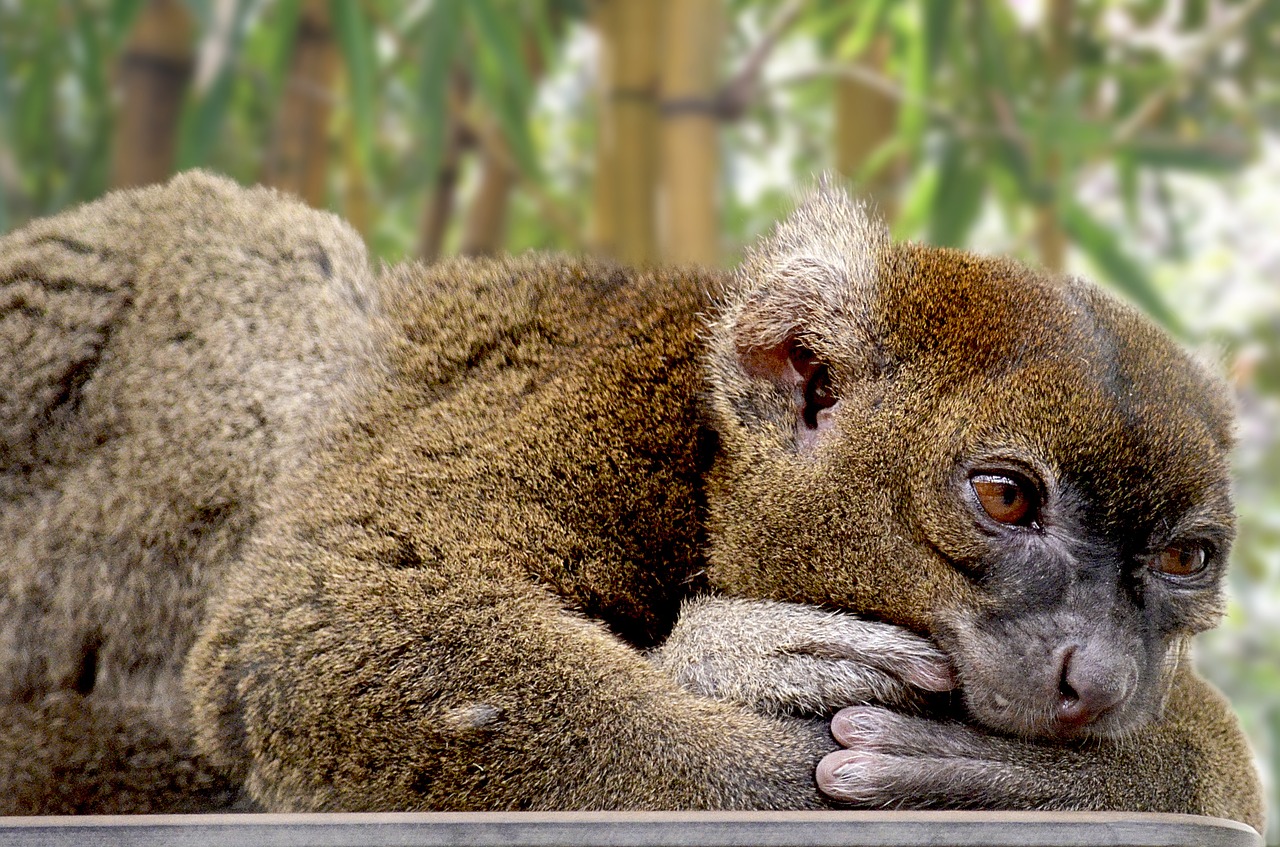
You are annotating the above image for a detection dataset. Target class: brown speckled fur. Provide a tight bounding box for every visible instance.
[0,172,377,812]
[0,173,1262,830]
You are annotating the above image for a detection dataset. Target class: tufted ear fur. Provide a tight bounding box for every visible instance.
[705,179,890,452]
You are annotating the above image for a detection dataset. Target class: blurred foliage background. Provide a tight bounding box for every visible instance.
[1,0,1278,837]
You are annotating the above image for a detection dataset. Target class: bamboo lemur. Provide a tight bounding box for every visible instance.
[0,172,1262,831]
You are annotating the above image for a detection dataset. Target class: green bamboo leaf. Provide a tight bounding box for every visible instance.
[800,0,861,47]
[1153,173,1187,261]
[1117,154,1139,225]
[20,12,56,210]
[467,1,533,104]
[0,30,8,233]
[853,135,906,193]
[418,0,465,188]
[1061,202,1182,334]
[1119,139,1251,173]
[987,164,1021,233]
[465,0,539,177]
[176,69,233,169]
[62,5,113,202]
[1181,0,1208,29]
[836,0,889,61]
[528,0,557,78]
[330,0,376,172]
[265,0,303,106]
[898,6,928,150]
[177,0,252,169]
[970,3,1018,107]
[921,0,952,73]
[106,0,146,50]
[892,163,939,241]
[964,5,1036,199]
[927,140,984,247]
[0,14,12,129]
[72,5,108,104]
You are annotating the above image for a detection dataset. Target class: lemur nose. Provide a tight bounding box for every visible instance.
[1055,644,1137,727]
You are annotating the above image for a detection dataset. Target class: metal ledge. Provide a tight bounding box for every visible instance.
[0,811,1262,847]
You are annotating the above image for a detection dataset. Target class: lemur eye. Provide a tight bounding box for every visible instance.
[971,473,1039,527]
[1150,545,1208,578]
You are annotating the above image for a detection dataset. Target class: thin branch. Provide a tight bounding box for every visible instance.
[777,63,976,136]
[714,0,805,120]
[448,86,582,249]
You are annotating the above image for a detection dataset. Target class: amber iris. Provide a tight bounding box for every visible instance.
[1152,545,1207,577]
[971,473,1036,526]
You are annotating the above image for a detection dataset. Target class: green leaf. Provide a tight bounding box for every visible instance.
[176,69,233,169]
[465,0,539,177]
[892,163,939,241]
[897,6,928,151]
[19,11,57,211]
[72,5,108,106]
[467,1,533,106]
[1181,0,1208,29]
[330,0,377,172]
[970,1,1017,91]
[1117,154,1139,225]
[58,4,114,202]
[528,0,558,77]
[0,12,12,129]
[836,0,889,61]
[800,0,863,48]
[177,0,252,169]
[1061,202,1183,334]
[853,135,907,193]
[0,34,7,233]
[106,0,146,51]
[265,0,303,107]
[417,0,465,188]
[1119,138,1252,174]
[1153,173,1187,261]
[987,163,1022,233]
[921,0,953,74]
[927,140,985,247]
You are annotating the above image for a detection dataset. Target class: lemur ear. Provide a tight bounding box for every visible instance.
[706,181,888,452]
[738,334,838,452]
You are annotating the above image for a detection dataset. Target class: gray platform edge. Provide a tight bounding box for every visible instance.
[0,811,1262,847]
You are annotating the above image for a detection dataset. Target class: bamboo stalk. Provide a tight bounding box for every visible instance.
[460,141,516,256]
[834,33,899,218]
[590,0,619,256]
[658,0,722,266]
[261,0,338,206]
[109,0,194,190]
[597,0,660,265]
